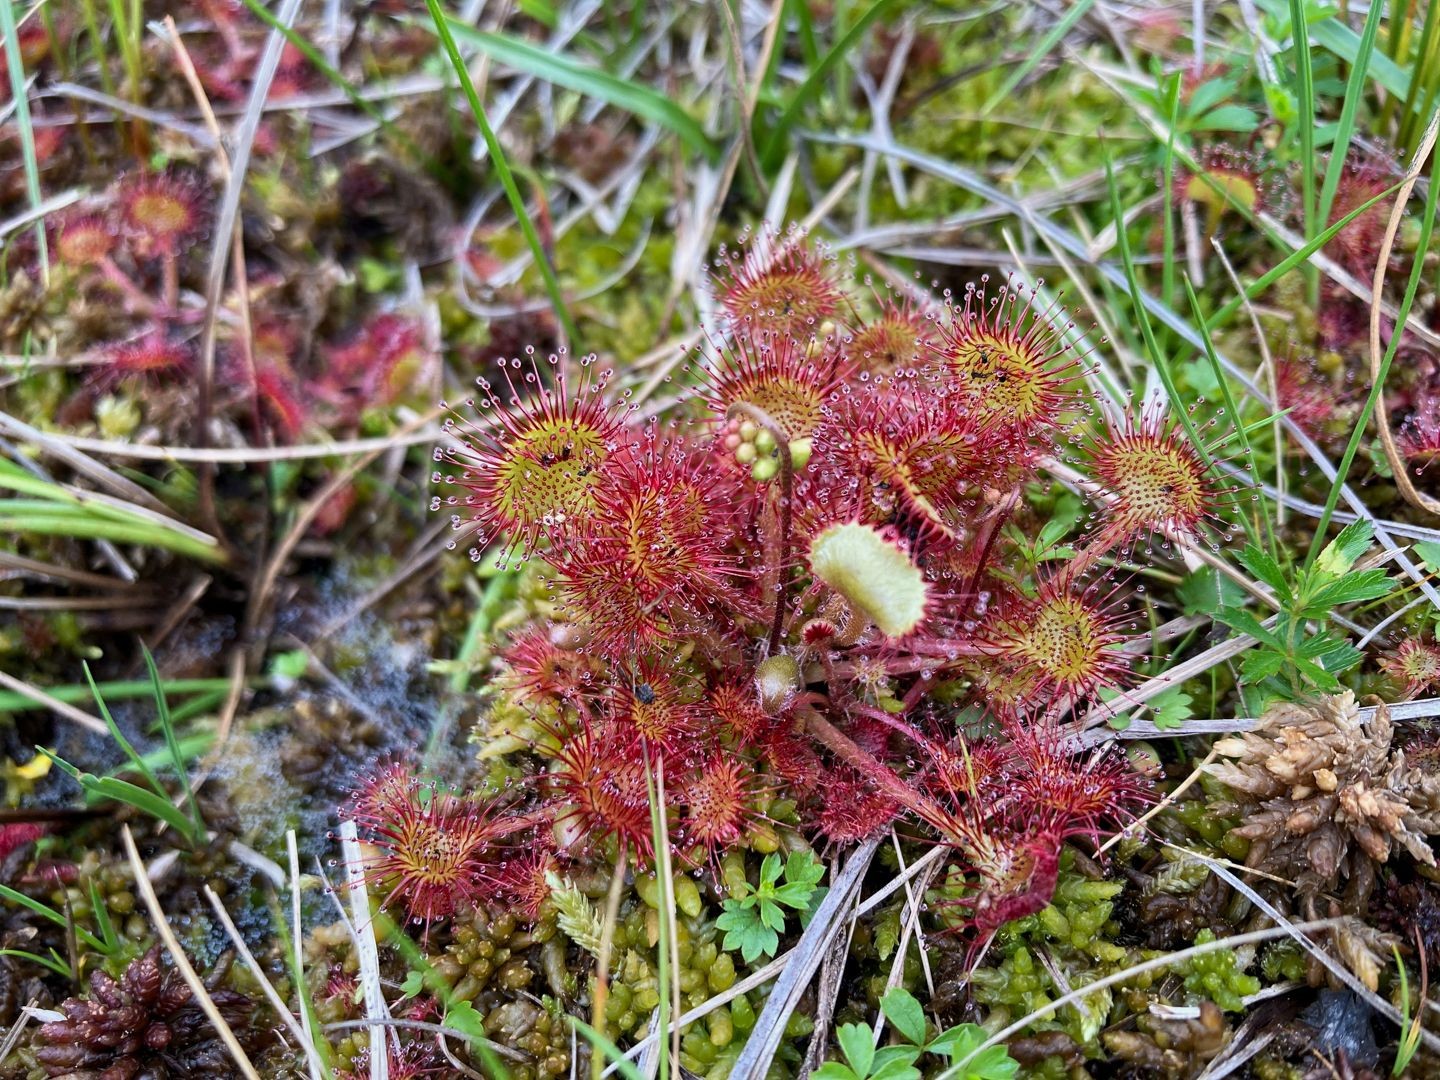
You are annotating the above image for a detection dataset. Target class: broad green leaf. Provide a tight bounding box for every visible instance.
[881,987,927,1046]
[869,1059,921,1080]
[1304,569,1393,611]
[1213,607,1283,648]
[786,849,825,887]
[1315,519,1374,577]
[1239,650,1288,683]
[1194,103,1260,131]
[1237,545,1289,597]
[1177,567,1247,616]
[836,1023,874,1078]
[1150,687,1193,731]
[1414,541,1440,572]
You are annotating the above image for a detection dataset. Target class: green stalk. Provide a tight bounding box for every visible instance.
[1306,112,1440,569]
[1317,0,1385,232]
[1399,0,1440,150]
[424,0,580,348]
[0,0,49,282]
[1288,0,1318,306]
[237,0,455,185]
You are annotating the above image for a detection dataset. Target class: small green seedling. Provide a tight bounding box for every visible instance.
[715,850,826,963]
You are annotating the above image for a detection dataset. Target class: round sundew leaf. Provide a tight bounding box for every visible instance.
[808,523,928,638]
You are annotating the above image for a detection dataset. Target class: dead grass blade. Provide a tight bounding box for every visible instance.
[203,885,327,1080]
[119,826,262,1080]
[728,835,882,1080]
[942,918,1343,1077]
[337,819,392,1080]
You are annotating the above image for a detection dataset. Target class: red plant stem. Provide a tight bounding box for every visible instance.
[162,253,179,312]
[846,701,947,758]
[958,489,1018,619]
[827,650,984,680]
[99,258,157,315]
[801,706,943,826]
[726,401,794,656]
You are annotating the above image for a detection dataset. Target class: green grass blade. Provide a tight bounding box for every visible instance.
[644,755,673,1080]
[87,879,120,953]
[571,1018,647,1080]
[1305,111,1440,568]
[1103,155,1210,459]
[40,749,203,846]
[106,733,213,781]
[1288,0,1318,303]
[1183,276,1274,553]
[0,947,73,979]
[1161,73,1180,312]
[759,0,897,167]
[1203,177,1407,331]
[375,913,512,1078]
[1252,0,1411,98]
[0,677,240,714]
[83,661,165,798]
[142,645,204,841]
[1316,0,1384,234]
[0,880,106,952]
[982,0,1098,112]
[0,515,226,563]
[235,0,451,184]
[424,0,579,348]
[0,2,49,280]
[439,23,721,162]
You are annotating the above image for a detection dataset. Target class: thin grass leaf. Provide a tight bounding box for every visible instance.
[0,1,48,278]
[1183,276,1275,554]
[235,0,450,184]
[83,661,164,797]
[1308,5,1411,98]
[572,1018,647,1080]
[0,514,225,563]
[168,691,228,725]
[982,0,1098,112]
[142,645,203,840]
[40,749,203,846]
[86,879,119,954]
[0,677,238,714]
[644,755,674,1080]
[1288,0,1318,304]
[0,947,73,980]
[439,23,720,162]
[1103,155,1211,460]
[1203,177,1406,331]
[375,912,513,1078]
[1306,110,1440,568]
[759,0,897,167]
[0,881,106,952]
[1316,0,1385,232]
[424,0,579,348]
[1161,73,1180,313]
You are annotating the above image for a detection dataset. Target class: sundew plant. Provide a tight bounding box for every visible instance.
[4,1,1440,1078]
